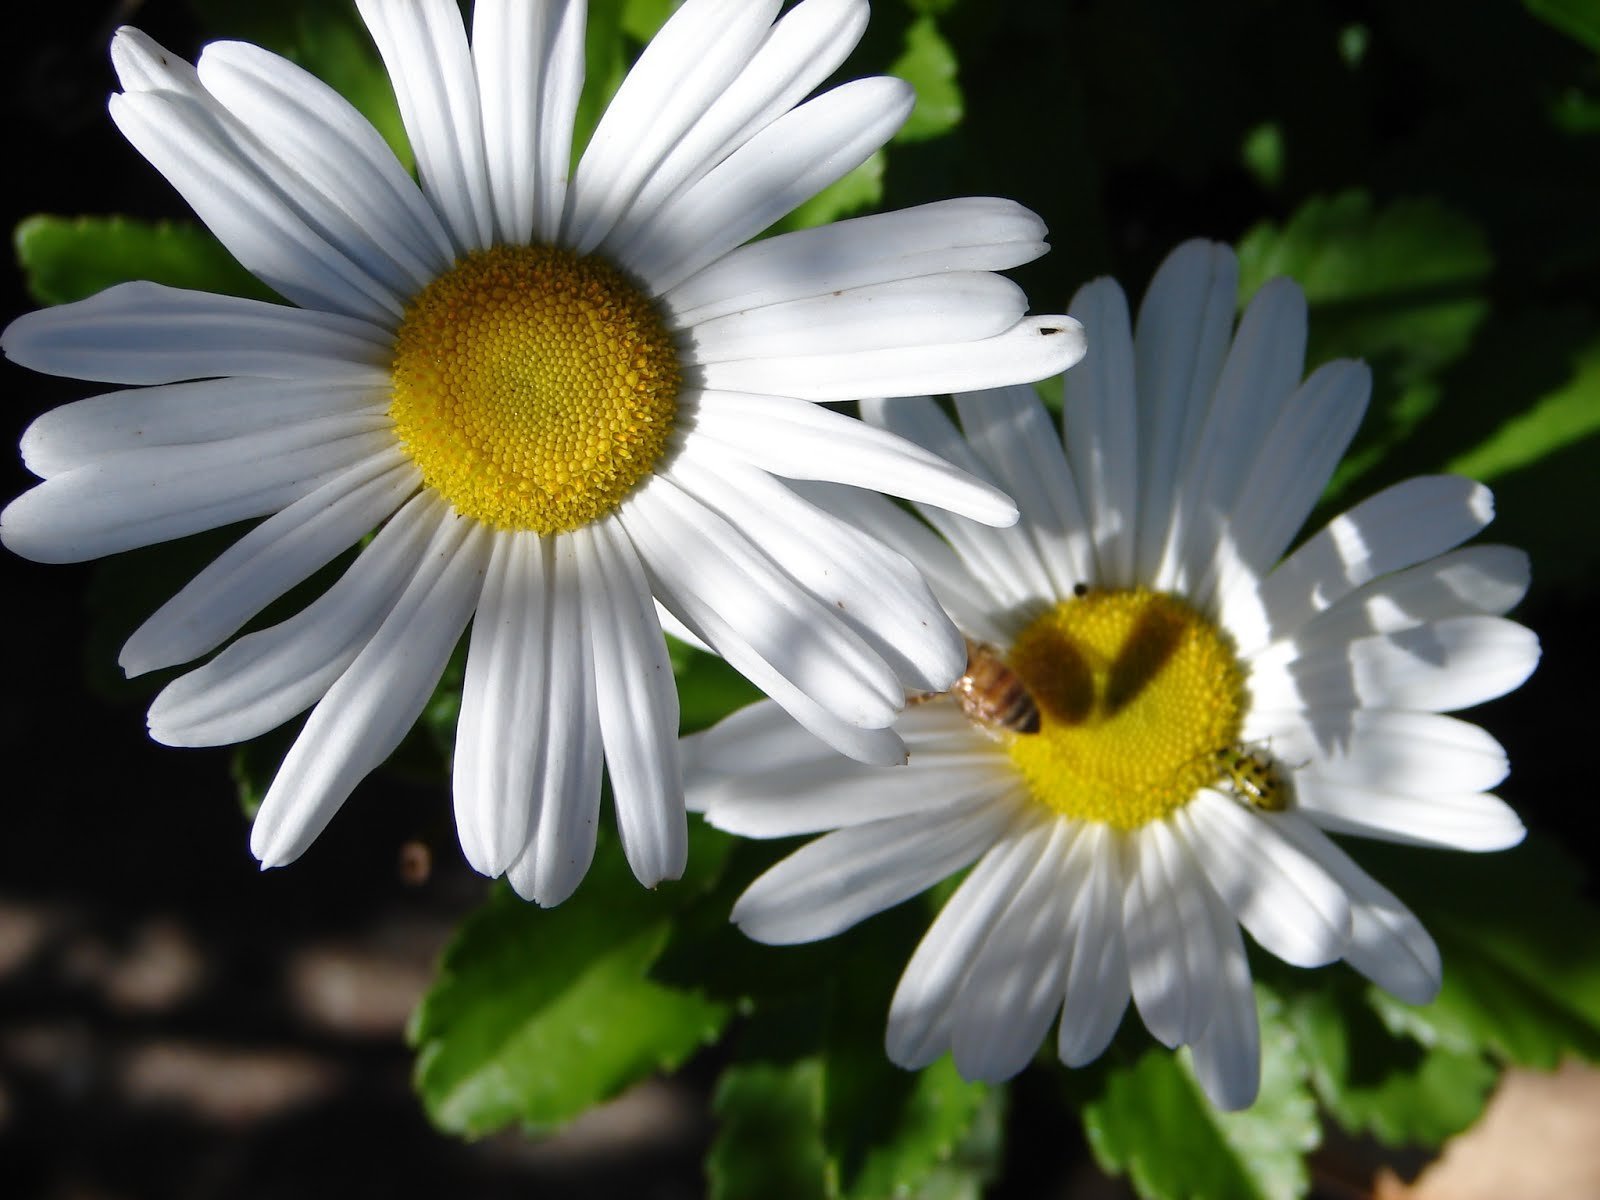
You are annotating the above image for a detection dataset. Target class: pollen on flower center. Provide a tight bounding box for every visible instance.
[1003,589,1247,830]
[388,245,680,533]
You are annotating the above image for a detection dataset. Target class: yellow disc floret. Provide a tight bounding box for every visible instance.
[389,245,680,533]
[1004,589,1247,830]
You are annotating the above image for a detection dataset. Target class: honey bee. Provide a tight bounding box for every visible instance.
[1214,744,1292,811]
[950,637,1041,738]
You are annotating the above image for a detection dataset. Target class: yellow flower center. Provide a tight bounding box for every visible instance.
[388,245,680,533]
[1004,589,1247,830]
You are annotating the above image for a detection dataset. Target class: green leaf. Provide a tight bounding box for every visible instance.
[772,152,888,235]
[1524,0,1600,50]
[890,17,965,144]
[189,0,410,166]
[1285,979,1496,1146]
[1358,837,1600,1071]
[667,636,763,736]
[1235,192,1492,501]
[1079,989,1318,1200]
[709,1059,834,1200]
[409,820,733,1136]
[16,216,275,307]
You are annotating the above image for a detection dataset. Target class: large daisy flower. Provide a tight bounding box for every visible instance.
[0,0,1084,905]
[686,239,1539,1109]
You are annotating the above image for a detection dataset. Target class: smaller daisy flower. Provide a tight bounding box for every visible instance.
[685,240,1540,1109]
[2,0,1083,905]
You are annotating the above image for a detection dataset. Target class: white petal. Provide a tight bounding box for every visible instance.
[1154,277,1306,592]
[1122,821,1221,1048]
[952,821,1077,1081]
[1057,823,1131,1067]
[505,536,606,906]
[1187,884,1261,1111]
[694,315,1085,403]
[618,474,907,763]
[250,514,489,866]
[1,416,395,564]
[603,0,868,256]
[864,396,1055,613]
[1295,778,1526,852]
[887,821,1051,1069]
[3,282,391,385]
[954,385,1095,594]
[1268,816,1442,1004]
[665,197,1049,326]
[108,76,404,322]
[1062,276,1139,587]
[1246,709,1510,795]
[682,273,1026,366]
[668,447,965,692]
[615,75,910,291]
[578,519,686,888]
[1130,240,1238,584]
[1178,791,1351,968]
[685,697,840,779]
[471,0,584,245]
[20,378,387,479]
[195,39,455,290]
[733,799,1013,945]
[1259,616,1539,713]
[120,449,418,676]
[1225,475,1497,654]
[147,492,447,747]
[566,0,781,254]
[357,0,495,252]
[689,390,1016,526]
[1197,360,1370,609]
[453,530,548,877]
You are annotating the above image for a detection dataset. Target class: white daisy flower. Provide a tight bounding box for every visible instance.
[686,239,1540,1109]
[0,0,1085,905]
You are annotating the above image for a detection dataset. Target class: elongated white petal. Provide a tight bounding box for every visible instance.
[954,386,1095,594]
[621,76,914,292]
[1187,883,1261,1111]
[887,820,1049,1068]
[21,379,386,479]
[1269,816,1442,1004]
[1178,790,1351,968]
[1254,616,1539,714]
[1123,821,1220,1048]
[1247,709,1510,795]
[1197,360,1370,609]
[1131,240,1237,584]
[578,519,686,888]
[1062,277,1139,587]
[1295,779,1525,851]
[250,516,490,865]
[147,493,445,746]
[604,0,868,255]
[733,801,1012,945]
[1057,824,1131,1066]
[696,316,1084,403]
[619,475,907,763]
[682,273,1025,367]
[1153,277,1306,592]
[2,416,394,563]
[2,282,391,385]
[195,39,455,288]
[121,450,419,675]
[357,0,494,252]
[567,0,780,254]
[471,0,584,246]
[952,821,1076,1081]
[668,447,965,692]
[453,531,548,877]
[665,197,1048,326]
[689,391,1016,526]
[1226,475,1497,654]
[506,536,605,906]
